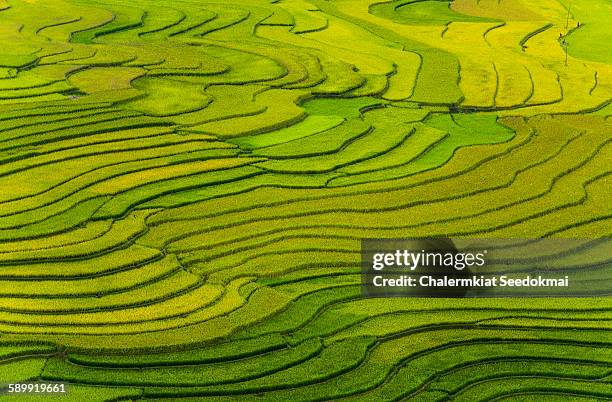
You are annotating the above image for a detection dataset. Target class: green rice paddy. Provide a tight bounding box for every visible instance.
[0,0,610,400]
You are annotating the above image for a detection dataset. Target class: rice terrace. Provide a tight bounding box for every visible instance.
[0,0,610,399]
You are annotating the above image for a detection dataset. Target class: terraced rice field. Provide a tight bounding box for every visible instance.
[0,0,610,400]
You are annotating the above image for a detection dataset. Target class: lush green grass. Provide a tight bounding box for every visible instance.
[558,0,612,64]
[229,115,344,149]
[126,77,213,116]
[0,0,609,400]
